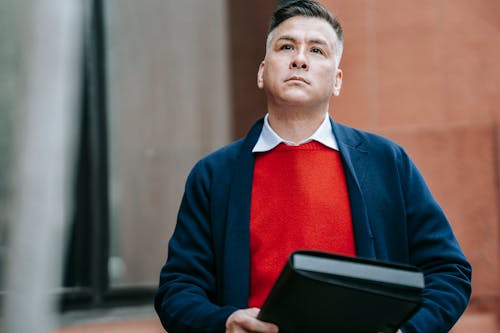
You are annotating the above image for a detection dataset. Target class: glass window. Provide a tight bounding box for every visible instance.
[0,0,232,316]
[104,0,230,287]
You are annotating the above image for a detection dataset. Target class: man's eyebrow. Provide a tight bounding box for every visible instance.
[275,35,296,43]
[309,38,329,46]
[275,35,331,47]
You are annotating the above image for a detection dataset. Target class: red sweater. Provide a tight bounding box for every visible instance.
[248,141,356,307]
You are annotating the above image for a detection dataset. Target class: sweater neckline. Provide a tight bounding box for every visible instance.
[271,141,335,152]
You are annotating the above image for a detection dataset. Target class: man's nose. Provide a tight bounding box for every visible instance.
[290,49,308,70]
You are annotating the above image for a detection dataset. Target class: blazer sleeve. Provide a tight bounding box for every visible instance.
[397,149,472,333]
[154,160,237,333]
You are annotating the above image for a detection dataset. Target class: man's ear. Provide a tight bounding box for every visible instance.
[333,68,343,96]
[257,61,265,89]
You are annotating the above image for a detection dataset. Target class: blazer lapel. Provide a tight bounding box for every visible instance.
[224,119,263,307]
[331,119,376,259]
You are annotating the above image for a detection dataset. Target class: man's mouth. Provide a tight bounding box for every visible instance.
[286,75,310,84]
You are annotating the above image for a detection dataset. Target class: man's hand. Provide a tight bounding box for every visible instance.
[226,308,279,333]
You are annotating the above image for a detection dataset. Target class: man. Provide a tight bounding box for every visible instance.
[155,1,472,332]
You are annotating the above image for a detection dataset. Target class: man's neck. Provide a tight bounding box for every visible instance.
[267,106,329,143]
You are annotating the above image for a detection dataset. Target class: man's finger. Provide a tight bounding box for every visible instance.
[226,308,278,333]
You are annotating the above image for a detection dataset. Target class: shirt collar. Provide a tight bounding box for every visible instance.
[252,113,339,153]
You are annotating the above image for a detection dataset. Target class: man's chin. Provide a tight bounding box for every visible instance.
[276,91,311,103]
[277,95,316,107]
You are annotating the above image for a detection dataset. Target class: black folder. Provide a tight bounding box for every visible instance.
[258,250,424,333]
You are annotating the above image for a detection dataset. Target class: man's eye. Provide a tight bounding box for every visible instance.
[280,44,294,50]
[311,47,324,55]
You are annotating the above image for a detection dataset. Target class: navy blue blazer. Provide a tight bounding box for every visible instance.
[155,118,471,333]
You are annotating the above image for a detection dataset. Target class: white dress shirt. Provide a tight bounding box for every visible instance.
[252,113,339,153]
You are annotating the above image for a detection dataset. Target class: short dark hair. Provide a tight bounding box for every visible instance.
[267,0,344,62]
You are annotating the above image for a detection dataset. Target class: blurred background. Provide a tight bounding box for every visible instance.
[0,0,498,332]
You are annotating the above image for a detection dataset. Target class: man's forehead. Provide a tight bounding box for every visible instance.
[270,16,337,46]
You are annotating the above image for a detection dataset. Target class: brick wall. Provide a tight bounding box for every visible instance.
[229,0,500,330]
[325,0,500,331]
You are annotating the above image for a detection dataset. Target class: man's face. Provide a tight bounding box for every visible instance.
[257,16,342,109]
